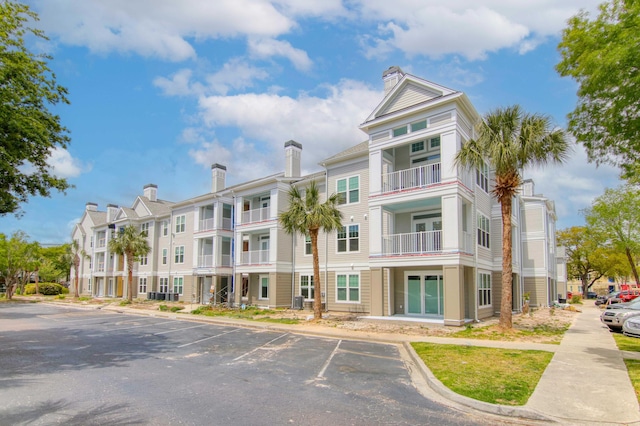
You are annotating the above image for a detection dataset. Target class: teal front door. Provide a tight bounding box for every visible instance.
[406,274,444,316]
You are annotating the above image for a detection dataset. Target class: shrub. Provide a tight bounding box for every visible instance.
[170,306,184,312]
[159,304,169,312]
[25,282,66,295]
[55,294,65,300]
[571,294,583,304]
[119,300,131,306]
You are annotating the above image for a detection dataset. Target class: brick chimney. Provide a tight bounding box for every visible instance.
[284,140,302,178]
[211,164,226,193]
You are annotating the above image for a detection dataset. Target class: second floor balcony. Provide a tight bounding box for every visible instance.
[381,230,474,256]
[382,163,441,194]
[240,249,270,265]
[241,207,270,224]
[197,254,232,268]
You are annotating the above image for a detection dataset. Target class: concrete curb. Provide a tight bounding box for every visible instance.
[402,342,556,423]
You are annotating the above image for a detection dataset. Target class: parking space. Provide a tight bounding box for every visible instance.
[0,303,496,425]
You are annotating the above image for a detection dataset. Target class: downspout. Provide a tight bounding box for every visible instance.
[322,167,329,312]
[290,184,296,309]
[473,168,479,323]
[231,191,236,308]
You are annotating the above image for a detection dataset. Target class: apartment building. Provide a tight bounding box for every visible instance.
[71,66,563,325]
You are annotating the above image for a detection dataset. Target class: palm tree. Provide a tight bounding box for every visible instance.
[68,239,89,298]
[455,105,569,329]
[279,181,343,320]
[108,225,151,302]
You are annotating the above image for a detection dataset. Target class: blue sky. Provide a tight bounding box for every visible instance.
[2,0,621,244]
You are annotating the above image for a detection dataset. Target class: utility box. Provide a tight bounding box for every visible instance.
[293,296,304,310]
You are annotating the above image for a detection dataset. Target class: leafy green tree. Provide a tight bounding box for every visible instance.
[279,181,342,320]
[16,240,40,295]
[584,184,640,284]
[0,231,30,299]
[455,105,569,329]
[67,239,88,298]
[557,226,626,294]
[39,244,69,282]
[108,225,151,302]
[0,1,71,215]
[556,0,640,177]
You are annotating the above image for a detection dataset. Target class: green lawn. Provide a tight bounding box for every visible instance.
[191,305,300,324]
[411,342,553,405]
[613,333,640,402]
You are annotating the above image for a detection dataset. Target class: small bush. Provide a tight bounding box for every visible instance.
[159,304,169,312]
[25,282,66,295]
[170,306,184,312]
[119,300,131,306]
[570,294,583,304]
[78,296,91,301]
[55,294,65,300]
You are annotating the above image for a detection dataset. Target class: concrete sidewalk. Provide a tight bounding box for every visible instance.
[525,303,640,425]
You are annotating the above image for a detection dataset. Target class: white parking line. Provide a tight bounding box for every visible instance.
[231,333,289,362]
[86,320,177,337]
[317,340,342,379]
[177,328,239,348]
[149,324,208,336]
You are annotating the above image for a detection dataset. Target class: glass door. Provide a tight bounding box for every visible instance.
[405,273,444,317]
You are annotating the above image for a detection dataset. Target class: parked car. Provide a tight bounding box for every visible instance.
[596,291,621,306]
[600,303,640,331]
[623,316,640,338]
[586,291,598,299]
[619,289,640,303]
[605,298,640,310]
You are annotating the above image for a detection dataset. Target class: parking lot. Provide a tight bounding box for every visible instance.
[0,303,499,425]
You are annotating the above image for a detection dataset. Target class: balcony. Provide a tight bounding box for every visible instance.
[97,238,106,248]
[382,163,441,194]
[382,231,442,255]
[241,207,270,224]
[97,262,105,272]
[199,218,215,232]
[197,254,232,268]
[240,249,270,265]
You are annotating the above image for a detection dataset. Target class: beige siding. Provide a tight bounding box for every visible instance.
[324,269,370,314]
[523,207,544,233]
[274,272,292,308]
[492,271,502,315]
[523,240,545,268]
[380,84,439,116]
[524,276,547,307]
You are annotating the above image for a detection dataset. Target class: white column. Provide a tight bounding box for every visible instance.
[440,130,458,183]
[369,150,382,195]
[442,194,461,252]
[368,205,383,256]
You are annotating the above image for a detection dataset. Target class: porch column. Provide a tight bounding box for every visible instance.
[443,265,464,326]
[368,206,383,256]
[442,194,461,253]
[370,268,384,316]
[439,130,457,183]
[369,149,382,195]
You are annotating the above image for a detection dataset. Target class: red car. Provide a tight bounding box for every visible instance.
[618,290,640,303]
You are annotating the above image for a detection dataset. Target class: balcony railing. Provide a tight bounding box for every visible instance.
[382,163,441,194]
[199,218,215,231]
[240,249,270,265]
[222,217,232,230]
[241,207,270,224]
[463,231,474,254]
[198,255,214,268]
[97,238,106,248]
[382,231,442,255]
[97,262,105,272]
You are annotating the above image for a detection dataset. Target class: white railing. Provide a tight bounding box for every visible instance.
[97,262,105,272]
[463,231,474,254]
[382,163,441,194]
[222,217,232,230]
[242,207,270,224]
[198,255,214,268]
[220,254,231,267]
[199,218,215,231]
[382,231,442,255]
[240,249,270,265]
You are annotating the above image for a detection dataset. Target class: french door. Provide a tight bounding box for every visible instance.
[406,273,444,316]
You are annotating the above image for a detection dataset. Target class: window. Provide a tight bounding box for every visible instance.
[477,214,490,249]
[300,274,314,300]
[162,248,168,265]
[411,141,425,153]
[172,276,183,295]
[337,274,360,302]
[162,220,169,236]
[337,225,359,253]
[259,275,269,299]
[159,277,169,293]
[476,161,489,192]
[140,222,150,234]
[175,215,186,233]
[478,273,492,307]
[304,235,312,255]
[140,255,148,266]
[138,277,147,294]
[90,236,93,247]
[411,120,427,132]
[337,176,359,205]
[392,125,408,137]
[430,136,440,149]
[175,245,185,263]
[88,278,92,292]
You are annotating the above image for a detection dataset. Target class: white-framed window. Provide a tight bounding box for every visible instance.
[337,224,359,253]
[139,277,147,294]
[337,176,359,205]
[162,248,168,265]
[477,213,490,249]
[259,275,269,300]
[172,276,183,295]
[478,272,492,307]
[159,277,169,293]
[175,215,186,233]
[411,140,425,153]
[411,120,427,132]
[392,125,408,137]
[140,255,148,266]
[140,222,150,234]
[304,235,312,256]
[337,273,360,303]
[300,274,314,300]
[162,220,169,237]
[174,245,185,263]
[429,136,441,149]
[476,161,489,193]
[88,278,92,292]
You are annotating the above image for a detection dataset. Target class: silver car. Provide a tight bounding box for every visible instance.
[623,316,640,338]
[600,304,640,331]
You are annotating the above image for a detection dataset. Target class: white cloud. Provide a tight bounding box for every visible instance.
[47,148,90,178]
[248,38,313,71]
[190,79,381,182]
[525,142,620,228]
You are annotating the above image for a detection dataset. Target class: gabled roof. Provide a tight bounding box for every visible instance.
[86,210,107,226]
[132,196,174,218]
[321,141,369,166]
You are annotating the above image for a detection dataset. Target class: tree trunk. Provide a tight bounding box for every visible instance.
[499,196,513,329]
[35,267,40,295]
[73,255,80,298]
[127,253,134,302]
[625,247,640,284]
[6,282,14,300]
[310,228,322,320]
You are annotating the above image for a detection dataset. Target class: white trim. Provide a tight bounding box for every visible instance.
[335,272,361,303]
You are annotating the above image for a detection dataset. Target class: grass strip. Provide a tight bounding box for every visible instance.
[411,342,552,405]
[450,323,569,344]
[613,333,640,352]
